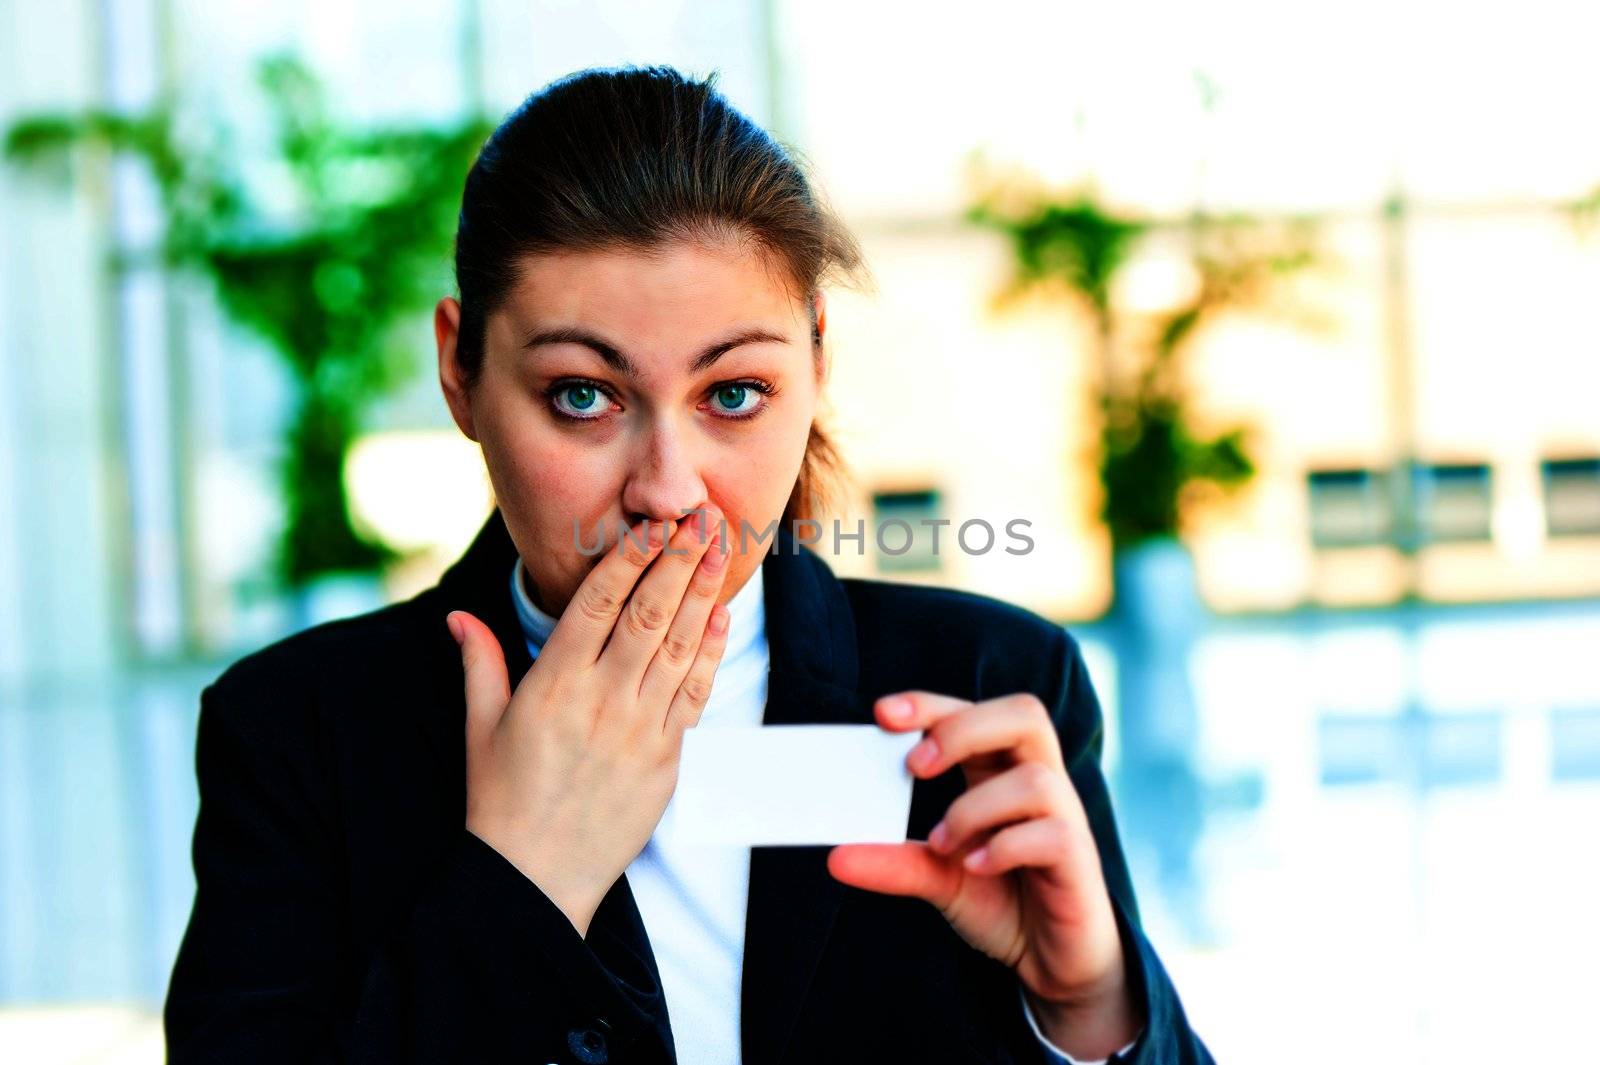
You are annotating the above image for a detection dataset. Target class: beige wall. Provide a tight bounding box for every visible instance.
[818,212,1600,619]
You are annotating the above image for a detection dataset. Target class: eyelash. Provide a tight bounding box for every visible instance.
[543,376,780,423]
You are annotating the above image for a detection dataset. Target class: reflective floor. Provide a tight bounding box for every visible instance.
[2,599,1597,1063]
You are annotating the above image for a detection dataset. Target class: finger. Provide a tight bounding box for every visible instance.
[873,690,973,733]
[448,610,510,749]
[904,694,1062,780]
[542,517,666,665]
[600,504,720,685]
[927,761,1070,858]
[826,842,960,908]
[663,601,732,733]
[642,523,730,706]
[962,816,1094,889]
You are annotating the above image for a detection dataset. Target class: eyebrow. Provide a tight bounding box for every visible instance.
[522,326,791,376]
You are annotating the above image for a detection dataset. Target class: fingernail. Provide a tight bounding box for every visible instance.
[701,532,727,571]
[929,820,950,851]
[882,696,912,722]
[709,605,730,635]
[964,846,989,871]
[446,614,464,646]
[908,736,938,772]
[648,521,664,549]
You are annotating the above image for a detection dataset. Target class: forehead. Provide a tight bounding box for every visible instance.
[501,238,808,343]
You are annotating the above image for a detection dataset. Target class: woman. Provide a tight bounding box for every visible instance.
[164,65,1213,1064]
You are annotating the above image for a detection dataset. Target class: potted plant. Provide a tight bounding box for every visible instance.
[5,55,493,630]
[969,179,1313,935]
[967,187,1313,593]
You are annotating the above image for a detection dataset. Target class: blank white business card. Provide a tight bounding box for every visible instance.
[658,724,922,847]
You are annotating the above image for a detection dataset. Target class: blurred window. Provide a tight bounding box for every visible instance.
[1541,457,1600,537]
[871,487,944,574]
[1416,462,1494,543]
[1307,468,1391,548]
[1551,707,1600,781]
[1318,711,1503,788]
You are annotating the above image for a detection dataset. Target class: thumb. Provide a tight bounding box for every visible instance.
[447,610,510,744]
[827,842,958,907]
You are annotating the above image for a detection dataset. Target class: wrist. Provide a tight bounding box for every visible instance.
[464,821,606,937]
[1023,968,1140,1062]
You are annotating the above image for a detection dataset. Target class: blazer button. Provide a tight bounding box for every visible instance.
[566,1025,609,1064]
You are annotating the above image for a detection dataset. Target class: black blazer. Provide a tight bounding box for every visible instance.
[165,510,1213,1064]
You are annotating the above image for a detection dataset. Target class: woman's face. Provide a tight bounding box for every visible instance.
[435,236,826,619]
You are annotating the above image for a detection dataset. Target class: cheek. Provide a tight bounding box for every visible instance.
[705,413,814,565]
[474,398,618,538]
[731,391,813,476]
[523,444,619,530]
[765,399,817,492]
[716,401,811,485]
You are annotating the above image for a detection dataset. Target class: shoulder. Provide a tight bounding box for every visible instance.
[839,575,1087,711]
[213,592,429,696]
[840,575,1066,648]
[201,589,441,748]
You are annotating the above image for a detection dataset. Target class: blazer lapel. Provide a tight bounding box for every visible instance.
[420,510,673,1056]
[741,524,867,1065]
[432,507,535,694]
[422,512,869,1065]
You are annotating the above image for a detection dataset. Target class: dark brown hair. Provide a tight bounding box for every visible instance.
[453,65,868,525]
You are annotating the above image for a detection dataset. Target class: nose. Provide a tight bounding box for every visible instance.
[620,419,708,528]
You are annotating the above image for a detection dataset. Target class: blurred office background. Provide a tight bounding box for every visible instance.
[3,0,1599,1060]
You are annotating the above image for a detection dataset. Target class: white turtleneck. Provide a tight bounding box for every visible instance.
[509,556,1125,1065]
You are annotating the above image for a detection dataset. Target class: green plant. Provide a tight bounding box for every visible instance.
[969,183,1314,552]
[4,54,493,588]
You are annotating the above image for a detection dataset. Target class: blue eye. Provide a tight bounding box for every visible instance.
[706,379,777,420]
[550,382,617,420]
[712,384,757,415]
[546,376,775,423]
